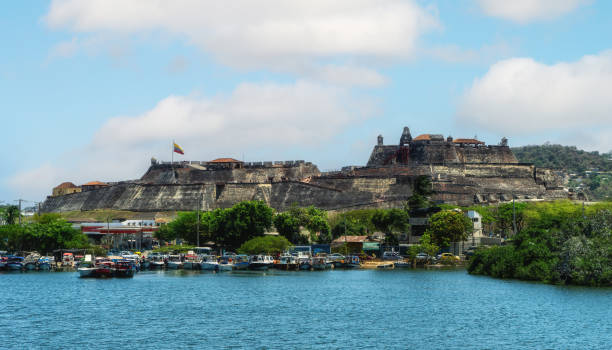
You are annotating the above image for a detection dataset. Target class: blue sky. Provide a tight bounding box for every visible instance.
[1,0,611,203]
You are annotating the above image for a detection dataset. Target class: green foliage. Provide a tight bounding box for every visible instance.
[208,201,274,249]
[1,205,20,225]
[0,215,90,253]
[407,232,439,260]
[237,235,291,255]
[273,205,331,244]
[426,210,473,248]
[371,208,409,244]
[153,244,196,254]
[407,176,434,211]
[469,204,612,287]
[512,144,611,174]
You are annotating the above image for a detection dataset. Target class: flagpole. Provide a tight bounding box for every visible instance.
[171,139,175,182]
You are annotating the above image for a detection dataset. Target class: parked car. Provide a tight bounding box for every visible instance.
[382,251,403,261]
[438,253,460,262]
[415,252,430,263]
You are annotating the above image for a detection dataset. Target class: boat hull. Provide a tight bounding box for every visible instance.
[200,262,219,271]
[248,263,272,271]
[7,263,23,270]
[217,263,233,271]
[78,267,96,278]
[167,262,183,269]
[183,262,201,270]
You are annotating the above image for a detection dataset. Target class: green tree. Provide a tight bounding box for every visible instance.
[371,208,409,244]
[1,205,20,225]
[273,212,306,244]
[426,210,473,248]
[209,201,274,250]
[238,235,291,255]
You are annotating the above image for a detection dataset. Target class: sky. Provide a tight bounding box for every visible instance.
[1,0,611,203]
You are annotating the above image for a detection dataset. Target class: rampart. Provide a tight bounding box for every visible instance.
[41,127,569,213]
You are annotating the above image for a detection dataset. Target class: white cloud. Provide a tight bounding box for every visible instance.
[48,37,79,59]
[309,64,388,87]
[44,0,438,86]
[7,80,377,199]
[476,0,590,23]
[457,51,612,151]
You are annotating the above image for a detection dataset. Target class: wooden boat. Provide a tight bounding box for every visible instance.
[339,255,361,268]
[78,261,97,278]
[62,253,74,267]
[114,260,135,278]
[147,253,166,269]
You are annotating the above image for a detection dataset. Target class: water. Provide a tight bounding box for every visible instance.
[1,269,610,349]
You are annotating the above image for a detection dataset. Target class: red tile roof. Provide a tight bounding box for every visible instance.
[54,182,77,189]
[82,181,108,186]
[413,134,431,141]
[453,138,484,145]
[210,158,242,163]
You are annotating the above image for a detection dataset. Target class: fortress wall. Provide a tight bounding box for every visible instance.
[140,163,319,184]
[367,145,398,166]
[455,145,518,164]
[308,177,398,193]
[270,182,383,211]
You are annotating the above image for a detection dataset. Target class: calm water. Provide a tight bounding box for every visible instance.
[1,269,611,349]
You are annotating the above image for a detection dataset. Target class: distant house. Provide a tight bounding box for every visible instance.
[81,181,109,192]
[207,158,244,169]
[332,235,381,254]
[52,182,81,196]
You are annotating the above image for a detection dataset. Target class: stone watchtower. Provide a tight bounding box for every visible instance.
[377,135,384,146]
[399,127,412,146]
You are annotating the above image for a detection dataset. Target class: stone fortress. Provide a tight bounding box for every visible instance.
[41,127,568,213]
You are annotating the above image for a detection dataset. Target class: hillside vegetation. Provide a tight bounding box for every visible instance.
[512,144,611,173]
[513,144,611,200]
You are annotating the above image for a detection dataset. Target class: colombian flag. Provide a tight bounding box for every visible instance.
[173,142,184,155]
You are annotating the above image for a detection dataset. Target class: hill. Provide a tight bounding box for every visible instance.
[512,144,611,201]
[512,144,611,174]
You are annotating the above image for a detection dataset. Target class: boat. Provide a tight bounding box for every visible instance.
[200,255,219,271]
[376,262,395,269]
[232,255,250,270]
[340,255,361,268]
[114,260,136,278]
[62,253,74,267]
[311,256,330,270]
[78,261,97,278]
[166,255,183,269]
[147,253,166,269]
[0,256,7,270]
[24,254,40,270]
[37,257,52,271]
[183,254,202,270]
[6,256,24,270]
[248,255,274,270]
[217,255,235,271]
[92,259,114,278]
[394,260,412,268]
[276,254,299,270]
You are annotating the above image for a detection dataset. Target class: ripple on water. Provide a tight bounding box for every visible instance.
[1,269,611,349]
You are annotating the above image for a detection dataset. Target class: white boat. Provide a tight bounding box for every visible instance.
[217,256,235,271]
[166,255,183,269]
[78,264,97,277]
[146,253,166,269]
[248,255,274,270]
[183,254,201,270]
[276,254,298,270]
[200,255,219,271]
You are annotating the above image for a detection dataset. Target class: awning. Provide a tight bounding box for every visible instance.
[363,242,379,250]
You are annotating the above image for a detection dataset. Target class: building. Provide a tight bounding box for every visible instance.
[52,182,81,196]
[81,181,109,192]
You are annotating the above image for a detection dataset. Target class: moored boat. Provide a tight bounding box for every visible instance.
[78,261,97,278]
[217,255,235,271]
[6,256,24,270]
[340,255,361,268]
[114,260,135,278]
[148,253,166,269]
[200,255,219,271]
[166,255,183,269]
[37,257,52,271]
[232,255,250,270]
[276,254,299,270]
[248,255,274,270]
[183,254,201,270]
[311,256,330,270]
